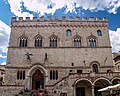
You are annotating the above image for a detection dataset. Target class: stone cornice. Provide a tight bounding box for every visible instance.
[8,46,112,49]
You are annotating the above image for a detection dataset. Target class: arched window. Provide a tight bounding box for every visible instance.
[20,71,22,80]
[92,64,99,73]
[17,70,25,80]
[23,71,25,80]
[89,38,96,47]
[19,35,27,47]
[50,70,58,80]
[34,35,43,47]
[50,35,58,47]
[53,70,55,80]
[97,30,102,36]
[73,36,82,47]
[66,29,71,36]
[50,70,52,80]
[17,71,19,80]
[56,70,58,80]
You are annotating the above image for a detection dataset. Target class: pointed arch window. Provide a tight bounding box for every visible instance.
[50,35,58,48]
[92,64,99,73]
[97,30,102,36]
[87,35,97,47]
[74,36,82,47]
[66,29,71,36]
[89,38,96,47]
[34,35,43,47]
[19,35,27,47]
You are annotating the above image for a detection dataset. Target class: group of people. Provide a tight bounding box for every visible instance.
[31,87,48,96]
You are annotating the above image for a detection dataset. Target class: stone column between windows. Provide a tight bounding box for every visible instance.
[92,85,95,96]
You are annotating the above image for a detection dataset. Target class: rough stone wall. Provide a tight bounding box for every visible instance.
[0,85,24,96]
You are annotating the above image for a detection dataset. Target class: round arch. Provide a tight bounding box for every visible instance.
[111,77,120,85]
[93,78,110,96]
[93,77,110,85]
[73,78,92,86]
[73,78,92,96]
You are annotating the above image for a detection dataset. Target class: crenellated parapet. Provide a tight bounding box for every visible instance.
[11,16,108,28]
[12,16,108,22]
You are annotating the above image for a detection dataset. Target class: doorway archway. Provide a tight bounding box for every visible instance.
[32,69,44,90]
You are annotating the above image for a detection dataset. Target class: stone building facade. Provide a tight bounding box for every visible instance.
[113,53,120,72]
[3,16,120,96]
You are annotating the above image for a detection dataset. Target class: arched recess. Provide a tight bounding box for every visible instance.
[93,78,110,96]
[111,77,120,85]
[27,64,48,90]
[90,61,100,73]
[73,78,92,96]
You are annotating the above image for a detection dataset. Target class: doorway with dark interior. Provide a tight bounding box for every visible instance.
[32,69,44,90]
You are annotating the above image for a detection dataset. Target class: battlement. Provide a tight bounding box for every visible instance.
[12,16,108,22]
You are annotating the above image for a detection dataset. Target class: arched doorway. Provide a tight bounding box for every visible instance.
[75,79,92,96]
[94,78,110,96]
[32,69,44,90]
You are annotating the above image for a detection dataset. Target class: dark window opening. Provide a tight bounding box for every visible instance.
[92,64,98,73]
[97,30,102,36]
[35,38,42,47]
[66,29,71,36]
[19,38,27,47]
[71,63,74,66]
[50,37,57,48]
[77,70,82,73]
[50,70,58,80]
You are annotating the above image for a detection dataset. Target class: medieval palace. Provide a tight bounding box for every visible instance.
[0,16,120,96]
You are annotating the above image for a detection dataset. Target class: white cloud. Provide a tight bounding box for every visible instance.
[0,54,7,59]
[7,0,120,17]
[0,20,10,53]
[1,62,6,65]
[109,28,120,52]
[8,0,33,18]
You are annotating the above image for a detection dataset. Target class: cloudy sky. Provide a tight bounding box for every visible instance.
[0,0,120,65]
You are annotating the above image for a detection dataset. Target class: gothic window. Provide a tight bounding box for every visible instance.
[19,35,28,47]
[66,29,71,36]
[89,38,96,47]
[50,70,58,80]
[17,70,25,80]
[92,64,99,73]
[97,30,102,36]
[34,35,43,47]
[87,35,98,47]
[73,36,82,47]
[50,35,58,47]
